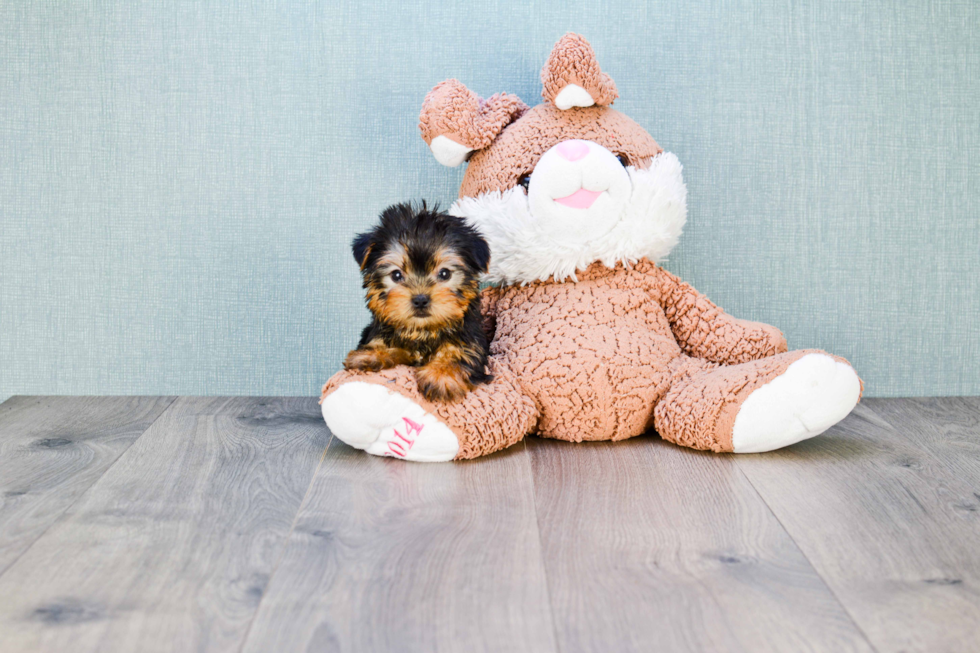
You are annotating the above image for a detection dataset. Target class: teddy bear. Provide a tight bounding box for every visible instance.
[320,33,862,462]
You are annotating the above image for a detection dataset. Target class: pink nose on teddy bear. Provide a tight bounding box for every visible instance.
[555,139,590,161]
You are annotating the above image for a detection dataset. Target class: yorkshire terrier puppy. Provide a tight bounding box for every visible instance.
[344,202,493,402]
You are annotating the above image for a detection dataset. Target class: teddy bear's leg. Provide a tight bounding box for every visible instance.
[320,359,538,461]
[654,350,862,453]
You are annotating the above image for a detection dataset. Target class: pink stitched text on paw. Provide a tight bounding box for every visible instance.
[385,417,425,457]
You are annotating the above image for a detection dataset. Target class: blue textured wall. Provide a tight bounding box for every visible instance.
[1,1,978,399]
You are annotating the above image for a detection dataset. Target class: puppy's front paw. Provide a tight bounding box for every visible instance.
[416,364,474,403]
[344,343,415,373]
[343,348,386,372]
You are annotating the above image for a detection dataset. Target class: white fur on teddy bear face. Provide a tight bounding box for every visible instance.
[526,140,633,249]
[451,149,687,285]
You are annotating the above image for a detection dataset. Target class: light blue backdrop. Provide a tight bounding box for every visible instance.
[1,0,978,401]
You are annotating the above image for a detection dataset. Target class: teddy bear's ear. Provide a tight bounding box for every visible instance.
[541,33,619,110]
[419,79,528,167]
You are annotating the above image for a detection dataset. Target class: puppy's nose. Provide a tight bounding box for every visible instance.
[411,294,430,309]
[555,139,589,162]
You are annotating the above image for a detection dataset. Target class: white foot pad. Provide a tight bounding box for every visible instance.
[732,354,861,453]
[321,382,459,462]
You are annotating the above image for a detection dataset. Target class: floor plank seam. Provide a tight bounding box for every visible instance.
[235,431,335,653]
[868,399,979,482]
[522,439,564,653]
[730,457,882,653]
[0,395,180,582]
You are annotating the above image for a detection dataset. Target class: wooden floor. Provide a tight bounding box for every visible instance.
[0,396,977,652]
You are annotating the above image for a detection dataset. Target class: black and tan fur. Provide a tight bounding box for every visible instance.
[344,202,492,402]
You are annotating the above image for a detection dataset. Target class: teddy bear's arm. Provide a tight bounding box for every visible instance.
[653,267,787,365]
[479,285,501,342]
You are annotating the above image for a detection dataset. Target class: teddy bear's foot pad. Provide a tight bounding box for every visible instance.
[321,382,459,462]
[732,353,861,453]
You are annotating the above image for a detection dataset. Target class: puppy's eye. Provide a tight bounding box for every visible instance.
[390,270,403,283]
[517,174,531,192]
[437,268,452,281]
[616,154,630,167]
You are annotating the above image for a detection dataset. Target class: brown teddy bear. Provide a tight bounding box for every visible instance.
[321,33,862,462]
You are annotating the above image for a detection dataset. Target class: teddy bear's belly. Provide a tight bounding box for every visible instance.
[494,314,681,442]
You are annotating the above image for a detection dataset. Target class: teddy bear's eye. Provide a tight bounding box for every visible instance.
[616,154,630,167]
[390,269,404,283]
[517,174,531,192]
[437,268,452,281]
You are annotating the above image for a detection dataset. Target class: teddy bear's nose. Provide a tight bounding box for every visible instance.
[555,140,589,162]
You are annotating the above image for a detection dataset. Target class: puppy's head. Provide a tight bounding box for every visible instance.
[352,202,490,333]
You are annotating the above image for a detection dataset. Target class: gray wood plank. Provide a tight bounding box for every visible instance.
[240,441,558,653]
[0,396,330,653]
[867,397,980,482]
[0,396,176,576]
[526,435,873,653]
[735,400,980,652]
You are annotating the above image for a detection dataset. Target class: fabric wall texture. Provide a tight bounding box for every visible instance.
[1,1,977,399]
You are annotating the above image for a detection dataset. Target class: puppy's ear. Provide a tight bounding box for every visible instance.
[468,234,491,273]
[351,231,375,270]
